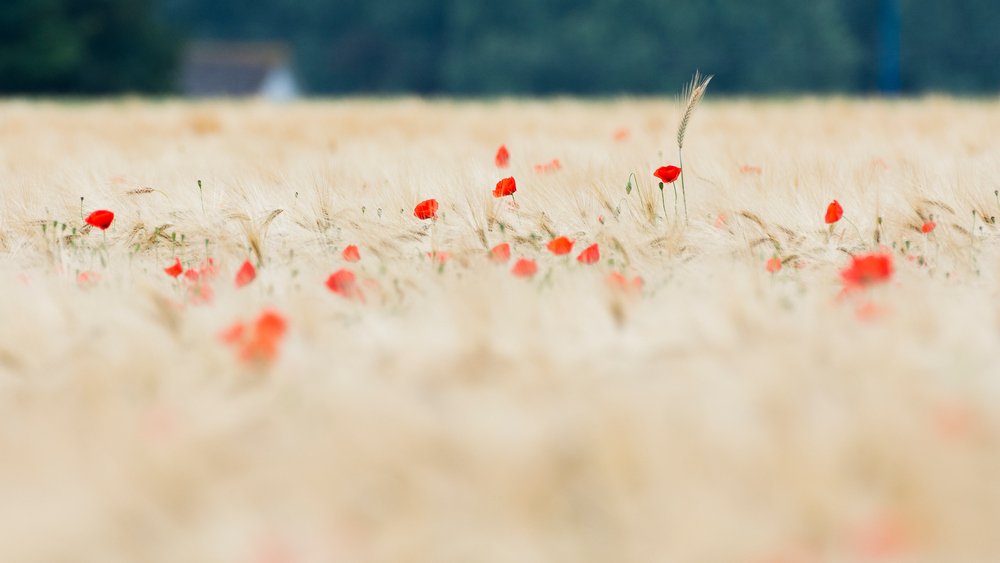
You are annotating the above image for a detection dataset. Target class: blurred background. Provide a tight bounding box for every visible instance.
[1,0,998,98]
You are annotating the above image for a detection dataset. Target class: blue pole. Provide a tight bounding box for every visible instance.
[878,0,901,94]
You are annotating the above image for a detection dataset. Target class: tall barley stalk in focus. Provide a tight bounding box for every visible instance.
[677,72,712,225]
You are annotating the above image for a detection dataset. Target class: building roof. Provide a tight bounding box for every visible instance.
[181,41,300,99]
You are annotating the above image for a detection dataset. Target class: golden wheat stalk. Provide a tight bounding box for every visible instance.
[126,186,171,202]
[676,72,712,224]
[677,72,712,149]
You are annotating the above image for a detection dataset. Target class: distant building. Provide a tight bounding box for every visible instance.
[180,41,301,101]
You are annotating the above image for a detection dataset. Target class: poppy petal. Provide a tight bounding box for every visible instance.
[825,200,844,224]
[414,199,439,220]
[342,245,361,262]
[164,257,183,278]
[576,243,599,264]
[235,260,256,288]
[653,166,681,184]
[546,236,575,255]
[85,210,115,230]
[511,258,538,277]
[490,243,511,263]
[495,145,510,168]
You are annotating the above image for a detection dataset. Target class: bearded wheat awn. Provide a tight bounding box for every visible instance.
[676,72,712,225]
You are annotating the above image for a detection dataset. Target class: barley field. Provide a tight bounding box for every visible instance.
[1,96,1000,562]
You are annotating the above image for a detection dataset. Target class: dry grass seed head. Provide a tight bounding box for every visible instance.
[677,72,713,149]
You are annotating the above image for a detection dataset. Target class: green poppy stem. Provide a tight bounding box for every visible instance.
[673,182,678,219]
[658,182,668,220]
[971,210,976,248]
[679,148,688,225]
[842,217,867,249]
[628,172,645,209]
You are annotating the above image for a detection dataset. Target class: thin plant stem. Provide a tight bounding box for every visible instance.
[673,181,678,219]
[679,148,688,225]
[628,172,646,210]
[198,180,205,215]
[658,182,668,220]
[842,217,867,249]
[510,193,521,224]
[102,229,109,267]
[431,219,438,261]
[971,210,976,248]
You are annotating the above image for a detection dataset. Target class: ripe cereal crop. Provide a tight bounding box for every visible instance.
[1,96,1000,561]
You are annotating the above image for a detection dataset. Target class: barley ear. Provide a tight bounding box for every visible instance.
[677,72,713,149]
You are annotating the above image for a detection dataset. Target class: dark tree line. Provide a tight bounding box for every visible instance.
[0,0,177,94]
[157,0,1000,95]
[3,0,1000,95]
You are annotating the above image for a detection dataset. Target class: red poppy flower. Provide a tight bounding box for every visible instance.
[427,251,450,263]
[493,177,516,198]
[606,272,643,293]
[188,282,214,305]
[164,257,183,278]
[511,258,538,277]
[576,243,599,264]
[235,260,256,288]
[490,243,511,263]
[825,200,844,224]
[921,221,936,233]
[766,257,782,273]
[855,301,885,321]
[534,159,561,172]
[342,245,361,262]
[326,269,355,293]
[85,210,114,230]
[238,309,289,363]
[546,236,574,255]
[613,127,630,140]
[852,515,909,559]
[184,269,200,283]
[77,271,101,287]
[198,258,219,280]
[653,166,681,184]
[495,145,510,168]
[414,199,439,220]
[218,321,246,344]
[840,252,894,288]
[326,268,364,301]
[606,272,627,289]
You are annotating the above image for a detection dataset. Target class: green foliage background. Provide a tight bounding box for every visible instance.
[0,0,177,94]
[2,0,1000,95]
